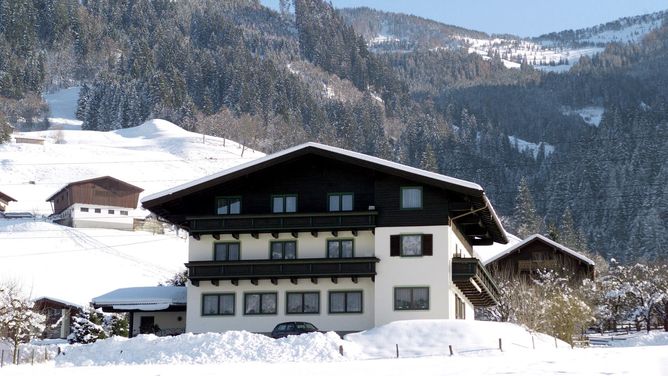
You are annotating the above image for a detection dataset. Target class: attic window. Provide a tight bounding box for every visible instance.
[401,187,422,209]
[217,197,241,215]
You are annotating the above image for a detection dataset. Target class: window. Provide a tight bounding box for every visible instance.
[394,287,429,310]
[327,239,354,258]
[244,293,277,315]
[80,207,89,212]
[286,292,320,314]
[390,234,433,257]
[94,208,101,213]
[120,210,128,215]
[202,293,235,316]
[270,241,296,259]
[328,193,353,212]
[108,209,115,214]
[216,196,241,215]
[272,194,297,213]
[214,242,240,261]
[455,294,466,319]
[401,187,422,209]
[329,291,362,313]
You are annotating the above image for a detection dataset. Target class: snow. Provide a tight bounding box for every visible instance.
[483,234,595,266]
[92,286,186,306]
[562,106,605,127]
[474,232,522,264]
[5,321,668,375]
[0,218,188,306]
[43,87,83,130]
[508,135,555,159]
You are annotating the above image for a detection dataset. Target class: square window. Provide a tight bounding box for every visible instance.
[245,293,277,315]
[401,235,422,256]
[202,294,235,316]
[214,243,240,261]
[329,291,362,313]
[328,193,354,212]
[108,209,114,214]
[272,195,297,213]
[217,197,241,215]
[94,208,101,213]
[80,207,89,212]
[401,187,422,209]
[286,292,320,314]
[394,287,429,310]
[120,210,128,215]
[270,241,297,259]
[327,239,354,258]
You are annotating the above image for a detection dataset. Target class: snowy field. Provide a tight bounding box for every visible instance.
[1,321,668,375]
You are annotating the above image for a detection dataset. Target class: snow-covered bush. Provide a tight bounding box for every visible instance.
[68,309,107,344]
[0,280,46,364]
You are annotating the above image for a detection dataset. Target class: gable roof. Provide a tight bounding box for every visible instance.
[142,142,507,244]
[474,232,523,264]
[484,234,595,266]
[46,176,144,202]
[0,191,17,203]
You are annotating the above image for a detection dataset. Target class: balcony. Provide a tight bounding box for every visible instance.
[186,257,379,285]
[186,211,378,235]
[451,257,500,307]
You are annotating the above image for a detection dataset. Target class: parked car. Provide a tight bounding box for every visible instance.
[270,322,319,338]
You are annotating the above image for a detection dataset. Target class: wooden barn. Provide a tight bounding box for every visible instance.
[0,191,16,212]
[46,176,143,230]
[484,234,595,282]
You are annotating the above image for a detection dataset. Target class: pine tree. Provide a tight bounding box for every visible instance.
[68,308,106,344]
[513,177,542,238]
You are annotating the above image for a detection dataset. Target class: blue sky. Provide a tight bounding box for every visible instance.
[260,0,667,37]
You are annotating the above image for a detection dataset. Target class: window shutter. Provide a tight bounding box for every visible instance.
[390,235,400,256]
[422,234,433,256]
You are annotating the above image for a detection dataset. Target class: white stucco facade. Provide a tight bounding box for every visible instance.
[185,226,477,334]
[56,203,138,230]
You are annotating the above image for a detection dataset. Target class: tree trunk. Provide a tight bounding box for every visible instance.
[664,301,668,332]
[12,338,19,365]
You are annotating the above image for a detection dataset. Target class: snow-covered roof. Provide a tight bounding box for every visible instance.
[484,234,595,266]
[473,232,523,264]
[33,296,83,309]
[92,286,186,311]
[143,142,483,203]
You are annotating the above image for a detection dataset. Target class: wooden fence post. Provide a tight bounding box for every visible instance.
[1,349,4,367]
[339,345,343,356]
[532,336,535,350]
[499,338,503,352]
[395,344,399,358]
[554,337,558,348]
[31,349,35,365]
[449,345,453,356]
[45,347,48,361]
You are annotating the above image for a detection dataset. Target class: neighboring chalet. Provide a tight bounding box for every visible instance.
[0,191,16,213]
[46,176,143,230]
[484,234,595,281]
[33,297,82,339]
[142,142,508,335]
[92,286,187,337]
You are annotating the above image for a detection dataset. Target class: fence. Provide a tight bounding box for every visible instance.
[0,342,62,367]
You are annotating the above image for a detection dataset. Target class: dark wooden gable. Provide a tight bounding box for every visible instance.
[48,176,143,214]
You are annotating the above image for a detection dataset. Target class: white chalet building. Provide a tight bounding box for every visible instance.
[142,143,507,334]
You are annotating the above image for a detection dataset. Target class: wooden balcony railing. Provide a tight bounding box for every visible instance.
[451,257,500,307]
[187,211,377,235]
[186,257,379,284]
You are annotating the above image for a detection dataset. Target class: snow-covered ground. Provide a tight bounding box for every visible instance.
[1,88,264,306]
[508,135,555,159]
[42,87,83,130]
[2,321,668,375]
[562,106,605,127]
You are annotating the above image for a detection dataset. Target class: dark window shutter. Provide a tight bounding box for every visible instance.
[390,235,400,256]
[422,234,433,256]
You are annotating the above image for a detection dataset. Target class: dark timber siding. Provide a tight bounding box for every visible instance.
[51,178,142,214]
[165,154,451,228]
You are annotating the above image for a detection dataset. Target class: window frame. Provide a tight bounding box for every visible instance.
[327,192,354,212]
[328,290,363,314]
[243,292,278,315]
[271,194,298,213]
[269,240,297,260]
[80,207,89,212]
[108,209,115,214]
[393,286,430,311]
[213,242,241,261]
[455,294,466,319]
[120,210,128,215]
[215,196,242,215]
[326,239,355,258]
[94,208,101,214]
[285,291,320,314]
[400,186,423,210]
[201,293,235,316]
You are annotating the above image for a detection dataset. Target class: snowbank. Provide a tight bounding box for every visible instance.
[345,320,568,358]
[55,331,348,366]
[594,331,668,348]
